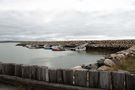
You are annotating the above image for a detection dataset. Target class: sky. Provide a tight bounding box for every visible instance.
[0,0,135,41]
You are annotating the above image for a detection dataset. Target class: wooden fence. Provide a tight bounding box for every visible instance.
[0,62,134,90]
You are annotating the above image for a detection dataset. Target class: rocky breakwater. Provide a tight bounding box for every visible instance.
[78,45,135,71]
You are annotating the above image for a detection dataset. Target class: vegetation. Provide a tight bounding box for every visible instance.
[116,57,135,72]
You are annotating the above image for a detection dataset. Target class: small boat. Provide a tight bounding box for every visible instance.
[25,44,36,49]
[75,47,86,51]
[44,44,52,49]
[70,43,88,51]
[51,46,65,51]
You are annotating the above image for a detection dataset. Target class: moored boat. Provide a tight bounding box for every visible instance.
[25,44,36,49]
[69,43,88,51]
[51,46,65,51]
[44,44,52,49]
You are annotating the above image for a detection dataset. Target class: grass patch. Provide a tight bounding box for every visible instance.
[118,57,135,72]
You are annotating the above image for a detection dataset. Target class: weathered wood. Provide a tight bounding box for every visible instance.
[2,62,135,90]
[46,67,49,82]
[99,71,111,89]
[48,69,57,83]
[74,70,87,87]
[36,66,42,80]
[22,65,32,79]
[57,69,64,83]
[14,64,22,77]
[63,69,73,85]
[89,71,99,88]
[31,65,38,80]
[126,73,135,90]
[36,66,48,81]
[0,74,103,90]
[111,72,126,90]
[2,63,15,76]
[0,62,3,74]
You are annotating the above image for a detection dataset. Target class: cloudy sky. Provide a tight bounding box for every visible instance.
[0,0,135,41]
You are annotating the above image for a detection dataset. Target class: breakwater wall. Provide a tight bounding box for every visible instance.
[21,40,135,49]
[96,46,132,71]
[0,62,134,90]
[76,45,135,71]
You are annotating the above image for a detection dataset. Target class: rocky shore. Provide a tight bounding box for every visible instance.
[78,45,135,72]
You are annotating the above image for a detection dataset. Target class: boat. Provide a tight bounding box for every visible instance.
[25,44,36,49]
[51,46,65,51]
[70,43,88,51]
[44,44,52,49]
[75,47,86,51]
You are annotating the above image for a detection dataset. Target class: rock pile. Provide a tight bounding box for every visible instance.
[81,45,135,71]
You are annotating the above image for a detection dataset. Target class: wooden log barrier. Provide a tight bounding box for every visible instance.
[22,65,32,79]
[0,62,3,74]
[74,70,87,87]
[48,69,57,83]
[0,62,135,90]
[14,64,22,77]
[89,70,99,88]
[31,65,38,80]
[99,71,111,89]
[56,69,64,83]
[126,73,135,90]
[111,72,126,90]
[2,63,15,76]
[63,69,73,85]
[36,66,48,81]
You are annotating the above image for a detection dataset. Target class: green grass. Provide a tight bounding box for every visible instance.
[119,57,135,72]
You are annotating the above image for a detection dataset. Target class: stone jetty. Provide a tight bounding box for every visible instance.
[19,39,135,49]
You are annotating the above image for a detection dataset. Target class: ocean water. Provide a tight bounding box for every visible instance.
[0,43,106,69]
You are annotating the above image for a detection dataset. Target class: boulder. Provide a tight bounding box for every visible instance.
[81,64,98,70]
[117,51,129,56]
[97,65,113,71]
[116,54,126,60]
[97,59,105,67]
[108,54,117,60]
[108,53,126,65]
[104,59,115,67]
[129,45,135,51]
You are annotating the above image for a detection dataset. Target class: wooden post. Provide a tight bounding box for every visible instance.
[48,69,57,83]
[36,66,48,81]
[22,65,32,79]
[14,64,22,77]
[36,66,42,80]
[89,70,99,88]
[31,65,38,80]
[99,71,111,89]
[57,69,64,83]
[74,70,87,87]
[111,72,126,90]
[2,63,15,76]
[0,62,3,74]
[63,69,73,85]
[126,73,135,90]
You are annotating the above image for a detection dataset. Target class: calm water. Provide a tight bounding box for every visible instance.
[0,43,106,69]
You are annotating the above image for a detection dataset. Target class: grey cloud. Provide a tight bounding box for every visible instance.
[0,9,135,41]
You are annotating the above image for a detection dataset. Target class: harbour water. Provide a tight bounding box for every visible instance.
[0,43,108,69]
